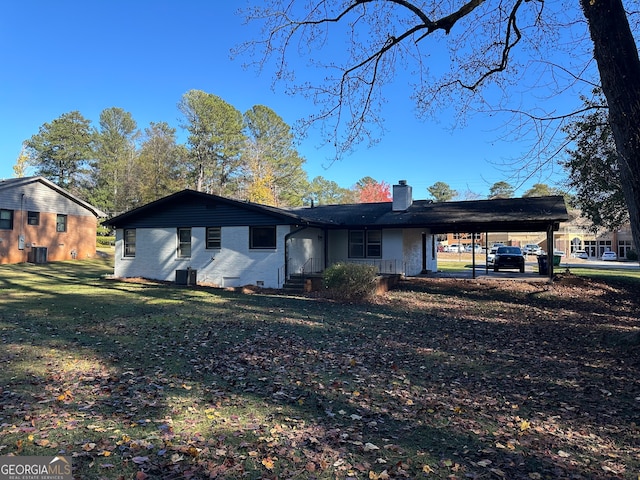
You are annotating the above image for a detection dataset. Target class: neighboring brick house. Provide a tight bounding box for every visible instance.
[0,176,106,264]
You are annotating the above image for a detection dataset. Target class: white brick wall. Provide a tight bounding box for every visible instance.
[113,225,437,287]
[114,225,289,288]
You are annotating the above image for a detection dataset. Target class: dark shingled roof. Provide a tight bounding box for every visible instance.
[288,195,569,233]
[104,189,568,234]
[103,189,308,228]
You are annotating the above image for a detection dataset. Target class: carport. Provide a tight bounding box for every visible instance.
[292,194,569,281]
[420,196,569,279]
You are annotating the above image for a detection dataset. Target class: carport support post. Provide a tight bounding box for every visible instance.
[421,233,427,274]
[485,230,489,275]
[546,225,554,280]
[471,236,476,279]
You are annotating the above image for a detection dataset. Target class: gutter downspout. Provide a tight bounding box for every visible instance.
[20,194,26,261]
[324,227,329,271]
[547,224,554,280]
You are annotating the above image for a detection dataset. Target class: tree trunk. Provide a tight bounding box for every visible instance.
[580,0,640,260]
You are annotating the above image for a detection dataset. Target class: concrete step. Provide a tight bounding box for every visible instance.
[282,274,310,292]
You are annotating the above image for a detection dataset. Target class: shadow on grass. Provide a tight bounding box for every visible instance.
[1,260,639,478]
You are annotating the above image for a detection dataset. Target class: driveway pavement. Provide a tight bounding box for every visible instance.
[557,258,640,270]
[433,254,638,281]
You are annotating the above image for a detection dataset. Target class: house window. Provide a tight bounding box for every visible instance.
[0,209,13,230]
[56,214,67,232]
[250,226,276,249]
[177,228,192,257]
[27,211,40,226]
[349,231,365,257]
[366,230,382,257]
[349,230,382,258]
[124,229,136,257]
[206,227,221,249]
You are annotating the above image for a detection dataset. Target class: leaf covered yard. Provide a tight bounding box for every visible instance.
[1,260,639,479]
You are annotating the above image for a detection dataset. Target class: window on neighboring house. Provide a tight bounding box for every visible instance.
[27,211,40,226]
[206,227,221,249]
[250,226,276,249]
[0,209,13,230]
[124,229,136,257]
[177,228,192,257]
[56,214,67,232]
[349,230,382,258]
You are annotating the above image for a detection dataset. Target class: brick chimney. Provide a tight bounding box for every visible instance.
[392,180,412,211]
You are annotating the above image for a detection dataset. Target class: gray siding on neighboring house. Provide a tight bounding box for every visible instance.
[1,181,96,217]
[0,177,104,218]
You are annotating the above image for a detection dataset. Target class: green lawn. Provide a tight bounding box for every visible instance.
[1,259,639,479]
[438,257,640,280]
[565,266,640,282]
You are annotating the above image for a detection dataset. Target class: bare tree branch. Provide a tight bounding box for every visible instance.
[457,0,524,90]
[240,1,550,155]
[502,105,605,122]
[238,0,590,169]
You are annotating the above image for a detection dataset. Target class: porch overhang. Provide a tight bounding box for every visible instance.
[290,195,569,280]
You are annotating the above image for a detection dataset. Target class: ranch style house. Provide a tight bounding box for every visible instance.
[103,181,569,288]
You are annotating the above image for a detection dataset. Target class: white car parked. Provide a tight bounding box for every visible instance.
[523,244,542,255]
[445,244,465,253]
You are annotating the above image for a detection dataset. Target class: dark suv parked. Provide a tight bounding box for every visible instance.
[493,246,525,273]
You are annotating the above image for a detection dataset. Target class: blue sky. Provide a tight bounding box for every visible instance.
[0,1,589,199]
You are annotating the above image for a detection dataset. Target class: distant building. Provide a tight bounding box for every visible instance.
[442,209,636,259]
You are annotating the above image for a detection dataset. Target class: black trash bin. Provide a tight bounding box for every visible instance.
[537,256,548,275]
